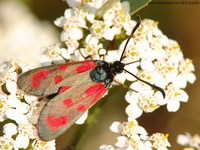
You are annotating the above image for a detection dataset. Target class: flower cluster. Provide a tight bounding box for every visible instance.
[0,60,56,149]
[49,0,195,119]
[99,120,171,150]
[177,133,200,150]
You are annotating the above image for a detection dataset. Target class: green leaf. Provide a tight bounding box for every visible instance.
[96,0,120,19]
[122,0,152,15]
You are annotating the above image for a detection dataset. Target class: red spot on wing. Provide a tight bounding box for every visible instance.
[59,64,68,70]
[76,61,96,73]
[85,84,105,97]
[30,70,49,89]
[46,115,69,131]
[54,75,63,84]
[77,104,87,112]
[63,99,74,107]
[59,86,72,93]
[90,88,108,106]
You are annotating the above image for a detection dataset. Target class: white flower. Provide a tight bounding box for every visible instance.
[0,72,17,85]
[150,133,171,150]
[99,145,115,150]
[177,133,200,149]
[40,44,70,65]
[14,122,37,149]
[3,123,17,137]
[126,103,143,120]
[80,34,105,60]
[177,133,191,146]
[0,135,15,150]
[65,38,79,54]
[32,140,56,150]
[115,136,129,148]
[164,83,188,112]
[90,21,119,40]
[0,95,10,122]
[154,59,178,85]
[15,134,29,149]
[6,108,28,124]
[110,121,147,138]
[174,58,196,88]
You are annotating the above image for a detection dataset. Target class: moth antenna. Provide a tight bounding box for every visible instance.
[120,15,141,62]
[124,69,166,98]
[124,59,141,65]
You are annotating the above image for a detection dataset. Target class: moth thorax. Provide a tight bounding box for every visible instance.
[110,61,125,75]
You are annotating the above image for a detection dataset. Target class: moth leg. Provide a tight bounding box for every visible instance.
[114,79,138,93]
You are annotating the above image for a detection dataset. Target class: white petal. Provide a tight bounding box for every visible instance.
[177,90,189,102]
[126,104,143,119]
[177,134,190,145]
[113,72,126,85]
[66,0,82,7]
[75,111,88,124]
[86,34,99,45]
[7,95,21,108]
[3,123,17,137]
[16,102,29,114]
[54,16,67,27]
[24,95,37,104]
[110,121,122,133]
[68,28,83,40]
[6,109,28,124]
[133,126,147,135]
[99,145,115,150]
[64,8,75,18]
[172,76,187,88]
[6,81,17,94]
[125,91,139,104]
[15,135,29,149]
[167,100,180,112]
[122,1,130,12]
[39,55,52,66]
[115,136,128,148]
[141,60,155,71]
[61,48,70,59]
[187,73,196,84]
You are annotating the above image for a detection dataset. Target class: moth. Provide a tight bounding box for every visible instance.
[17,16,165,141]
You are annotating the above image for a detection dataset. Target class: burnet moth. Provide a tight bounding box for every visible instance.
[17,16,165,141]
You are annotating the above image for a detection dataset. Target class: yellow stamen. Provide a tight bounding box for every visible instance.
[95,28,100,33]
[87,46,92,52]
[121,16,126,22]
[175,92,181,96]
[138,26,144,32]
[41,142,47,146]
[150,104,157,108]
[173,45,180,49]
[4,145,9,149]
[0,100,3,108]
[131,52,137,56]
[164,134,169,139]
[130,138,135,143]
[153,21,159,27]
[119,9,124,15]
[168,67,174,70]
[186,59,193,66]
[129,121,135,128]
